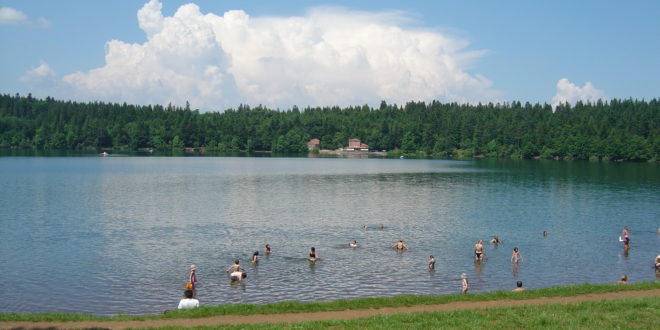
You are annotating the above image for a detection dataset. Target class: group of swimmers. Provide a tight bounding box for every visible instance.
[473,237,523,263]
[177,226,659,309]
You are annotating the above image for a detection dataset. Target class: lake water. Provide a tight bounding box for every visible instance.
[0,155,658,316]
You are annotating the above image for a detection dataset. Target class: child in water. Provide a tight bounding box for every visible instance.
[511,247,523,263]
[461,273,468,294]
[188,265,197,295]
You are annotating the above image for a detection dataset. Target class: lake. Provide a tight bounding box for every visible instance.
[0,154,658,316]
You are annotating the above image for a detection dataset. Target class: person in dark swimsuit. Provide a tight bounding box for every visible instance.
[309,247,320,261]
[474,240,485,261]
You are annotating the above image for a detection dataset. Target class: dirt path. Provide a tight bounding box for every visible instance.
[3,289,659,329]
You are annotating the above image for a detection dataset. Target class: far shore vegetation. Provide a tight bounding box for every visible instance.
[1,282,658,322]
[1,94,658,162]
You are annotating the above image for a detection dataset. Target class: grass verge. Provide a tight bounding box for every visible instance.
[184,297,659,329]
[1,281,658,322]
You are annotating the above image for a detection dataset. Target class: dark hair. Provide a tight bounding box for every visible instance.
[184,289,193,298]
[516,281,523,288]
[235,259,240,264]
[242,272,247,278]
[513,247,519,252]
[311,247,315,251]
[253,251,259,256]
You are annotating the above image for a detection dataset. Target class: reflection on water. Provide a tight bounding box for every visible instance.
[0,156,658,316]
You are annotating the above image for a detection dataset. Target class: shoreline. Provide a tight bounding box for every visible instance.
[2,148,657,163]
[1,282,658,322]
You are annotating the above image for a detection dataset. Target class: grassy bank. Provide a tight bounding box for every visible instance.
[196,297,660,329]
[1,282,658,322]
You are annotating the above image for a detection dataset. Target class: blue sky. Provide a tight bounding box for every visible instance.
[1,0,658,111]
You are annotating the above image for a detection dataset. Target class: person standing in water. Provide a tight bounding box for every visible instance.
[309,247,320,262]
[226,260,244,273]
[392,240,408,250]
[461,273,469,294]
[511,247,523,264]
[188,265,198,296]
[474,240,485,261]
[264,244,272,254]
[251,251,259,263]
[349,240,358,248]
[428,255,436,269]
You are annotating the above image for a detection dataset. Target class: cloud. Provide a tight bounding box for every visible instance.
[20,60,56,82]
[36,17,51,28]
[62,0,500,111]
[552,78,607,108]
[0,7,29,25]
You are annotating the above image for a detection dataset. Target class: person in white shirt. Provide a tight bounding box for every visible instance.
[178,289,199,309]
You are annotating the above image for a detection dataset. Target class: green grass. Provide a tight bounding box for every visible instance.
[1,282,658,322]
[182,297,659,329]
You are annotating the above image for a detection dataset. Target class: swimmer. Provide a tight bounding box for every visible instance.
[392,240,408,250]
[230,271,247,282]
[428,255,436,269]
[617,275,628,284]
[490,236,501,244]
[264,244,272,254]
[511,247,523,264]
[226,260,244,273]
[513,281,525,291]
[251,251,259,263]
[349,240,359,248]
[461,273,468,294]
[309,247,320,262]
[542,231,548,237]
[379,224,385,229]
[363,225,368,230]
[474,240,485,261]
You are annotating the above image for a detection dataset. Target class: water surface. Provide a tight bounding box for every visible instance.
[0,156,658,315]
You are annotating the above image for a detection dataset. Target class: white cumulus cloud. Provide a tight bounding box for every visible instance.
[0,7,29,25]
[62,0,500,111]
[552,78,607,108]
[20,60,56,82]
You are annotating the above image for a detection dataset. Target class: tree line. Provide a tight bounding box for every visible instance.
[0,93,658,161]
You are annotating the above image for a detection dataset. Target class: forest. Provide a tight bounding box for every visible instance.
[0,93,658,161]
